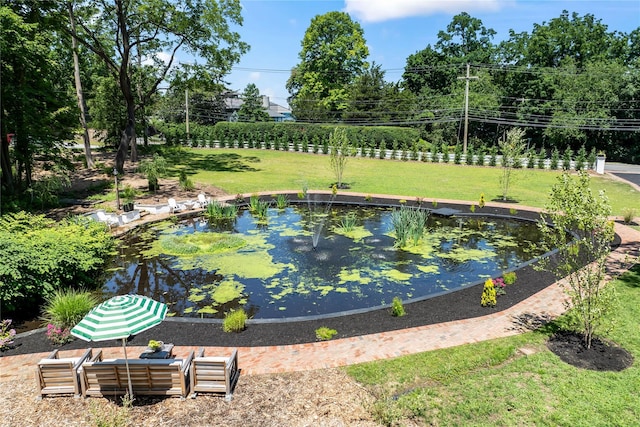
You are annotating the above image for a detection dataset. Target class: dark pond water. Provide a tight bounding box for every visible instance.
[103,205,547,319]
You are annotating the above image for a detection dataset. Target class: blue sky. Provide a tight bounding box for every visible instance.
[221,0,640,107]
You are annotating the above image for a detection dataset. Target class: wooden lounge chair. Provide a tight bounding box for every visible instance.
[79,350,194,398]
[35,348,93,399]
[189,347,239,401]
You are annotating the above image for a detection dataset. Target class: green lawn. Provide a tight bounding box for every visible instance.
[165,147,640,217]
[162,147,640,425]
[346,268,640,426]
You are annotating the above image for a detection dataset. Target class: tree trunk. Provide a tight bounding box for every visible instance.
[68,3,94,169]
[0,114,14,195]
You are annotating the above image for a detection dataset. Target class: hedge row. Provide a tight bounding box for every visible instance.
[156,122,422,151]
[153,122,597,171]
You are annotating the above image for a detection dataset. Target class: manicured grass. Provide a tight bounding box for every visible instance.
[166,148,640,216]
[346,267,640,426]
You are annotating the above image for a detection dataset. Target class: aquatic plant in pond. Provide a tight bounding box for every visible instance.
[206,200,239,219]
[275,194,289,209]
[391,206,429,247]
[104,204,548,319]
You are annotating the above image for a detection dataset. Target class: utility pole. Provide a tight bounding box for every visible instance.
[185,89,190,142]
[457,64,479,154]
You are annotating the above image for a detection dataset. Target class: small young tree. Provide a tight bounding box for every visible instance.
[139,153,167,192]
[498,128,526,201]
[329,128,352,188]
[537,172,617,348]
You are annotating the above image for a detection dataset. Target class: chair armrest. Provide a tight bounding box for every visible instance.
[226,348,238,370]
[74,348,93,369]
[195,347,205,358]
[181,351,195,374]
[89,350,103,362]
[46,349,60,360]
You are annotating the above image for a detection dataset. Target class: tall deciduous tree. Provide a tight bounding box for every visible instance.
[70,0,248,173]
[67,2,93,168]
[0,3,76,196]
[435,12,496,64]
[402,13,498,143]
[344,62,415,125]
[495,11,637,154]
[238,84,270,122]
[287,11,369,122]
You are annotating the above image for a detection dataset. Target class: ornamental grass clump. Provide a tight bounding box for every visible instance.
[480,279,497,307]
[340,212,357,233]
[223,309,247,333]
[41,289,99,330]
[622,208,637,225]
[206,200,239,219]
[391,206,429,247]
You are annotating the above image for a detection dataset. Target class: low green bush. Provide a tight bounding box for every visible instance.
[0,212,114,313]
[391,297,406,317]
[315,326,338,341]
[503,271,517,285]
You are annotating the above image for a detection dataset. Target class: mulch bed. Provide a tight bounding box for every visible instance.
[3,261,556,357]
[547,330,634,371]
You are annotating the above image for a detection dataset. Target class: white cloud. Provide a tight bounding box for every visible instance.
[141,51,172,66]
[344,0,506,23]
[249,72,261,81]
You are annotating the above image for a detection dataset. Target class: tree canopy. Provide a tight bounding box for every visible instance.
[238,84,270,122]
[287,11,369,122]
[70,0,249,172]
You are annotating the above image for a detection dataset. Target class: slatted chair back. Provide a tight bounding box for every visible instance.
[35,348,93,398]
[189,347,239,401]
[79,351,194,398]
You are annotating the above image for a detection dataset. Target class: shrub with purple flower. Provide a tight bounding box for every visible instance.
[494,277,507,295]
[0,319,16,350]
[46,323,73,346]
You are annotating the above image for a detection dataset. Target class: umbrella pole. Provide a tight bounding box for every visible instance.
[122,338,134,398]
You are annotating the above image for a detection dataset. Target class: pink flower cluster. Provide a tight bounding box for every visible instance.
[493,277,507,296]
[46,323,72,346]
[0,319,16,350]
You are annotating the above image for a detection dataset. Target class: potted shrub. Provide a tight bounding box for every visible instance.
[147,339,164,352]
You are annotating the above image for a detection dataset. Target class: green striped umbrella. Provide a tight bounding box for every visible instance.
[71,295,168,396]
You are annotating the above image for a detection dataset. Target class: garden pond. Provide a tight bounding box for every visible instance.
[103,204,548,319]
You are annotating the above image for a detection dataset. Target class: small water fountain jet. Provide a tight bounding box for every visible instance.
[303,187,337,249]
